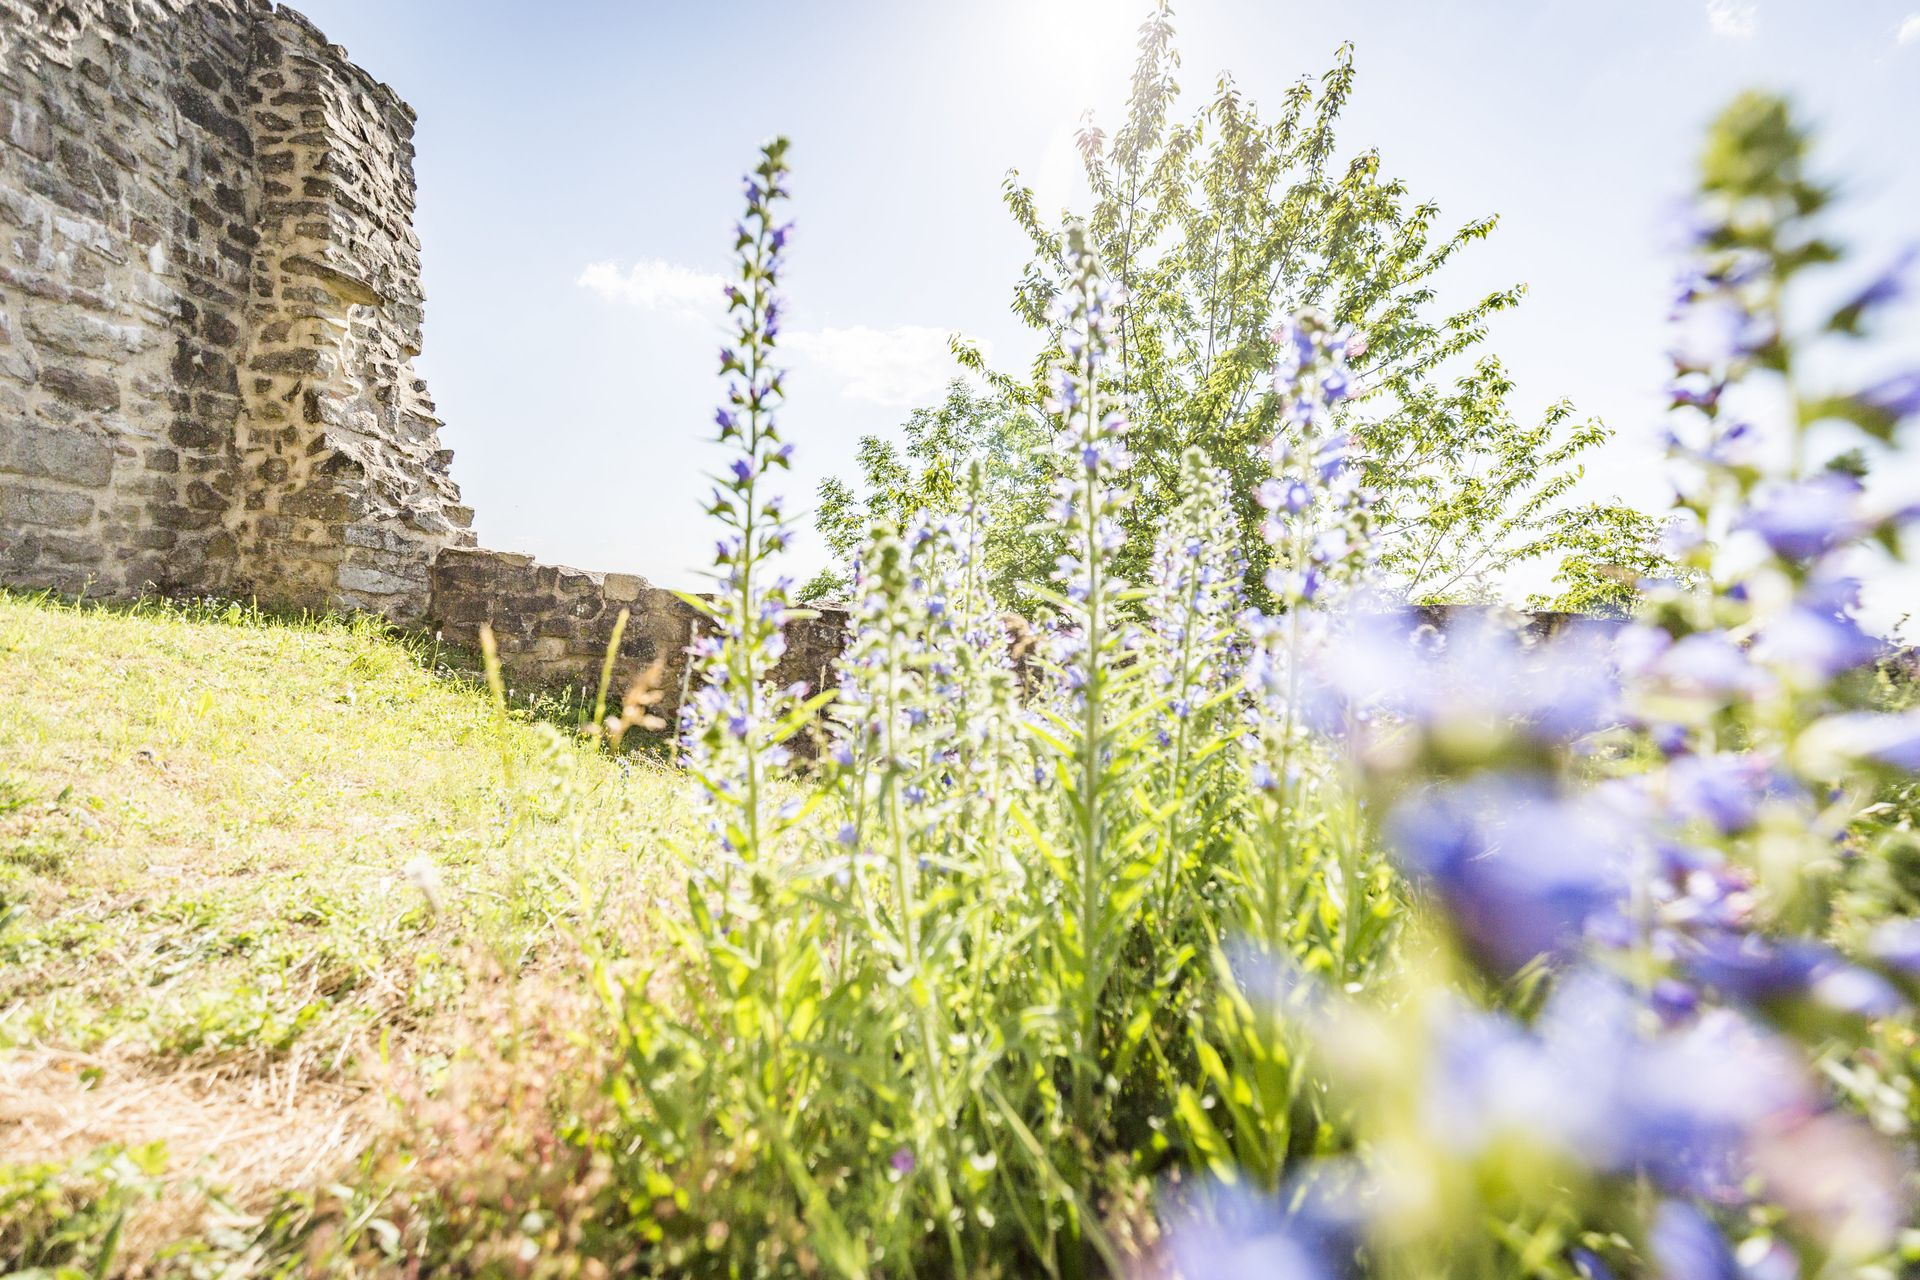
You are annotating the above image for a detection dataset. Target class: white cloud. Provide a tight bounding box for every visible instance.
[578,260,976,407]
[577,258,725,317]
[1899,13,1920,44]
[784,325,979,407]
[1707,0,1757,37]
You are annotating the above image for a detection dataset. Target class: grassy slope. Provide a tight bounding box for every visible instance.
[0,591,688,1269]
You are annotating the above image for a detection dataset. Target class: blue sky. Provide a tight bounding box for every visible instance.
[293,0,1920,618]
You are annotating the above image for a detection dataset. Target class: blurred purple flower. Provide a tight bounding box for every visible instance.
[1317,614,1622,755]
[1649,843,1753,934]
[1868,918,1920,975]
[1648,632,1768,699]
[1664,752,1778,834]
[1621,1009,1820,1200]
[1802,710,1920,771]
[1385,778,1632,976]
[1835,246,1915,321]
[1423,998,1595,1156]
[1569,1247,1617,1280]
[1647,1201,1740,1280]
[1751,607,1879,680]
[1670,297,1772,370]
[1862,369,1920,420]
[1739,474,1864,561]
[1683,934,1904,1019]
[1161,1172,1362,1280]
[1417,974,1810,1201]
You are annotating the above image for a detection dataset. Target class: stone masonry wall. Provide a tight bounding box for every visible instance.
[1,0,257,597]
[428,547,849,707]
[0,0,470,621]
[230,4,472,622]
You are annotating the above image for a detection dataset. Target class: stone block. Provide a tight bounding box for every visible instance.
[171,344,238,393]
[168,419,226,451]
[0,422,114,487]
[171,85,252,156]
[184,480,227,511]
[1,99,54,162]
[282,486,350,520]
[39,366,121,412]
[151,503,221,532]
[435,595,491,625]
[249,346,330,375]
[0,483,94,529]
[343,521,413,553]
[23,307,150,359]
[200,308,241,348]
[131,527,178,550]
[336,563,417,596]
[603,572,644,603]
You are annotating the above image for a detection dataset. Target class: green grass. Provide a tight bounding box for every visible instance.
[0,590,692,1272]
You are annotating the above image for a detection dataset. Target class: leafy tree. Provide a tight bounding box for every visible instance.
[801,380,1051,606]
[959,3,1642,603]
[1526,501,1673,617]
[815,2,1658,608]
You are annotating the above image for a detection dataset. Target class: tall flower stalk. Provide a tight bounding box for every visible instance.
[650,139,868,1270]
[1241,310,1377,966]
[1033,225,1146,1145]
[825,524,975,1272]
[680,138,807,864]
[1141,448,1245,927]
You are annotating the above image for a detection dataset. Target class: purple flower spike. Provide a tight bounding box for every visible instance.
[889,1146,916,1175]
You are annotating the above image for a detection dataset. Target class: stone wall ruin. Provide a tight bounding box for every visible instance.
[0,1,1625,719]
[0,0,837,706]
[0,0,471,627]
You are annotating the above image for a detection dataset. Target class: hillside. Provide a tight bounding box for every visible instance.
[0,591,687,1272]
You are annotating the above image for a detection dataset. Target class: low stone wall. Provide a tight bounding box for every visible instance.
[427,547,848,704]
[1408,604,1587,636]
